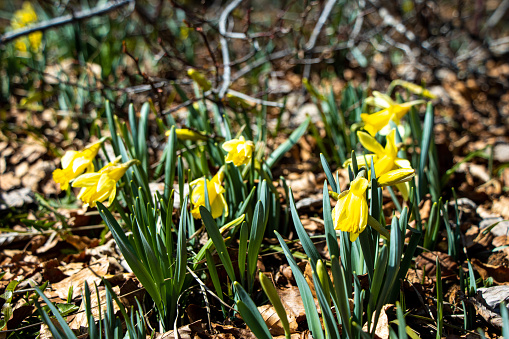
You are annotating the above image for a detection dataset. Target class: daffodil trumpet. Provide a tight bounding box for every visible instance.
[190,167,228,219]
[331,176,369,242]
[222,136,255,167]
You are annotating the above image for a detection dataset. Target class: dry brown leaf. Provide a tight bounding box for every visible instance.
[51,257,109,300]
[277,286,311,322]
[493,236,509,259]
[415,251,458,280]
[363,304,392,339]
[65,234,100,251]
[258,304,298,335]
[492,196,509,219]
[471,258,509,285]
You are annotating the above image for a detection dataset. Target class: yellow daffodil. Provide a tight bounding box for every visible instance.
[53,138,107,190]
[346,129,413,200]
[166,128,208,141]
[389,80,436,99]
[361,91,424,136]
[11,2,42,52]
[222,136,254,167]
[187,68,211,91]
[72,158,139,208]
[190,170,228,219]
[331,177,369,242]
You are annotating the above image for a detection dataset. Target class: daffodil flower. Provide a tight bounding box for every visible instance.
[222,136,255,167]
[72,157,139,208]
[345,129,413,199]
[331,177,369,242]
[11,2,42,52]
[52,138,107,190]
[190,170,228,219]
[361,91,424,136]
[187,68,212,91]
[166,128,209,141]
[389,80,436,99]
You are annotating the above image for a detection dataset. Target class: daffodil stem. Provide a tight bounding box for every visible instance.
[367,215,390,240]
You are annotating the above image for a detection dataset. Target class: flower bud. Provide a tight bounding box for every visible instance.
[377,168,415,186]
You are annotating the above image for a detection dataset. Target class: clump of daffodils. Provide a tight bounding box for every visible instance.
[11,2,42,53]
[361,91,424,136]
[73,157,139,208]
[190,170,228,219]
[53,137,138,208]
[222,136,254,167]
[52,138,108,191]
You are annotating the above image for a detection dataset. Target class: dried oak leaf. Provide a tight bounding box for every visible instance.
[51,257,109,300]
[415,251,458,280]
[258,304,298,335]
[471,258,509,285]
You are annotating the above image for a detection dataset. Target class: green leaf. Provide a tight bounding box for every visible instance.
[321,154,338,193]
[259,272,290,338]
[34,285,77,339]
[266,117,310,168]
[331,256,353,338]
[312,270,340,339]
[323,182,339,259]
[175,196,189,294]
[418,102,434,200]
[275,231,324,339]
[247,200,267,288]
[165,126,177,200]
[289,188,320,268]
[436,257,443,339]
[235,298,272,339]
[200,206,236,283]
[97,202,162,310]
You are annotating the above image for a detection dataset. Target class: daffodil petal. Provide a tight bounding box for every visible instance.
[394,158,412,169]
[72,173,102,187]
[357,131,385,156]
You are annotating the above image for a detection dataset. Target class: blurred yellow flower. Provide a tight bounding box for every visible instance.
[72,158,139,208]
[222,136,254,167]
[11,2,42,52]
[190,170,228,219]
[166,128,208,141]
[361,91,424,136]
[390,80,436,99]
[53,139,105,190]
[187,68,211,91]
[332,177,368,242]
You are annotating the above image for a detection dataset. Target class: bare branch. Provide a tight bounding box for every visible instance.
[303,0,337,79]
[0,0,134,45]
[218,0,244,99]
